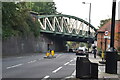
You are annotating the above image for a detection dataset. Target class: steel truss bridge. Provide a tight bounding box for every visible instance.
[32,13,97,43]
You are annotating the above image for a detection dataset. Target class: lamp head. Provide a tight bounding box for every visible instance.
[82,2,86,4]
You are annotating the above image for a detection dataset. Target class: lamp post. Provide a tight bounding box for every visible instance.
[105,0,117,74]
[82,2,91,56]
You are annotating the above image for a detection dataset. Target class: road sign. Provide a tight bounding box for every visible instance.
[104,36,110,39]
[104,36,109,38]
[104,31,109,36]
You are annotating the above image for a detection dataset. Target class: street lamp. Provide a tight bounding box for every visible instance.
[105,0,117,74]
[82,2,91,55]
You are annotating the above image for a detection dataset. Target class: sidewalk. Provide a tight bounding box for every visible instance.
[67,53,120,79]
[89,53,120,79]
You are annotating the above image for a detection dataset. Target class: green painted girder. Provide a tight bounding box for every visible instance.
[40,26,94,39]
[40,30,54,34]
[40,32,86,41]
[38,14,97,32]
[40,29,88,38]
[38,15,96,40]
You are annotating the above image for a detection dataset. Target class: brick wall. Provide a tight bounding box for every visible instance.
[97,20,120,52]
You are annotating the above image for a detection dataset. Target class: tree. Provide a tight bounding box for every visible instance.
[67,41,80,49]
[28,2,57,15]
[3,3,21,38]
[80,42,85,47]
[99,18,111,28]
[2,2,33,38]
[2,2,58,39]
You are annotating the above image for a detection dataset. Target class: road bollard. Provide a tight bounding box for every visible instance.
[99,51,106,64]
[51,50,55,56]
[46,52,50,57]
[101,51,104,61]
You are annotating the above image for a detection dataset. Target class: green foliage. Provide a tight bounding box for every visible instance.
[2,26,19,39]
[29,2,57,15]
[99,18,111,28]
[26,16,40,37]
[67,41,80,49]
[2,2,57,39]
[85,43,91,48]
[2,2,31,39]
[80,42,85,47]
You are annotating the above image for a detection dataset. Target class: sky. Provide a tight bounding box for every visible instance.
[54,0,120,28]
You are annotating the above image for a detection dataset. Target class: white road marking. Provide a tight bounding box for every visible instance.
[71,70,76,76]
[43,75,50,78]
[65,70,76,78]
[52,66,62,73]
[64,62,70,66]
[98,68,102,72]
[17,57,22,58]
[27,60,36,63]
[6,64,23,69]
[41,75,50,80]
[70,60,73,62]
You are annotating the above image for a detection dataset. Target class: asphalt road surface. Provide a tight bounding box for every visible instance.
[2,53,76,79]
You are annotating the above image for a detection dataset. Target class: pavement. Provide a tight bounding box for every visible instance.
[90,53,120,79]
[66,53,120,80]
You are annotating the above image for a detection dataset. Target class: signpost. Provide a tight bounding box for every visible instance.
[104,31,109,36]
[104,30,110,39]
[104,31,109,51]
[104,36,110,39]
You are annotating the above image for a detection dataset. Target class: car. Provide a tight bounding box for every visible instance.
[76,49,86,55]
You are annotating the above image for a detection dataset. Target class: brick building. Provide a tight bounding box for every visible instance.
[97,20,120,52]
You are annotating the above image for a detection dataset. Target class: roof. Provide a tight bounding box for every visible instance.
[97,20,120,33]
